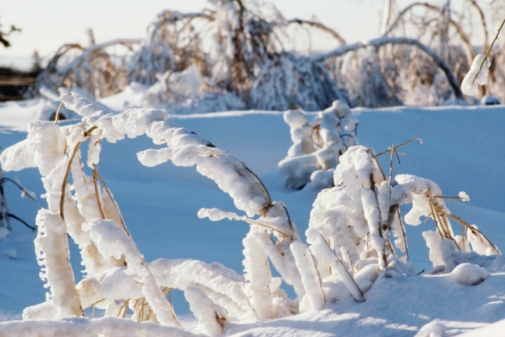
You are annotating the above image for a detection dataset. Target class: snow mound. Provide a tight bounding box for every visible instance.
[449,263,490,286]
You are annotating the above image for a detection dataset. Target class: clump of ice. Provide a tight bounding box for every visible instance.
[393,174,448,227]
[461,54,489,96]
[459,191,470,202]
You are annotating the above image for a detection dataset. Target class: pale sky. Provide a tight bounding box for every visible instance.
[0,0,387,60]
[1,0,480,69]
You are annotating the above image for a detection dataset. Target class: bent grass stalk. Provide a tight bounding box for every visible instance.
[60,141,82,220]
[447,214,500,253]
[94,168,129,237]
[92,166,106,219]
[54,101,64,124]
[59,126,98,220]
[319,233,364,302]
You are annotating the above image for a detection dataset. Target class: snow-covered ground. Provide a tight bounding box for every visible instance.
[0,95,504,336]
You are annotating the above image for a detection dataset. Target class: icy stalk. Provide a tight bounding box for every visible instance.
[1,121,84,319]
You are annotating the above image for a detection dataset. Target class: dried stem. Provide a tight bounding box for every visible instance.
[468,0,489,51]
[375,137,423,158]
[286,19,347,45]
[427,197,461,252]
[447,214,500,253]
[320,233,364,302]
[54,102,64,124]
[60,141,82,220]
[94,169,130,237]
[244,164,272,214]
[244,219,291,238]
[92,166,106,219]
[390,205,409,261]
[0,177,36,201]
[388,144,396,183]
[119,299,130,318]
[435,195,465,200]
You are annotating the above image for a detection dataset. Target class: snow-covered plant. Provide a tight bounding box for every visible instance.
[33,0,505,109]
[0,92,341,334]
[25,1,350,112]
[249,55,349,111]
[129,10,213,86]
[31,0,353,113]
[350,48,403,108]
[306,144,500,303]
[32,39,139,99]
[0,92,501,336]
[380,1,505,102]
[277,100,358,190]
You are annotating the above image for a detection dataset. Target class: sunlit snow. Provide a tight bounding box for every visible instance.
[0,93,502,336]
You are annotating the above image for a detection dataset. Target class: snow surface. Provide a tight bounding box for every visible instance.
[0,96,504,336]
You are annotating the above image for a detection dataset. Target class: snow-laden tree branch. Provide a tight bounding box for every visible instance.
[311,36,463,99]
[381,2,475,65]
[34,0,502,111]
[285,18,347,45]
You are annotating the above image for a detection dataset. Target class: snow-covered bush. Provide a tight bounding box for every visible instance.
[277,100,358,190]
[30,0,353,112]
[32,0,505,111]
[32,40,138,100]
[249,55,350,111]
[307,144,500,304]
[0,93,500,336]
[379,2,505,103]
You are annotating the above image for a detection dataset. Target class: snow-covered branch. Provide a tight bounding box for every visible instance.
[311,36,463,99]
